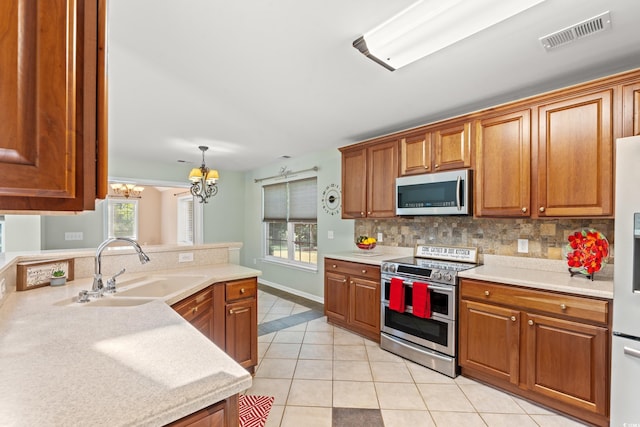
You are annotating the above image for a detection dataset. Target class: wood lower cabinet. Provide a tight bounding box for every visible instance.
[324,258,380,342]
[459,278,611,427]
[172,277,258,373]
[340,139,398,219]
[225,278,258,372]
[166,394,239,427]
[0,0,108,211]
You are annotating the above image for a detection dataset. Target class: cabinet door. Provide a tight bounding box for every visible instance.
[475,110,531,217]
[367,139,398,218]
[536,90,613,216]
[433,122,472,171]
[0,0,107,211]
[341,147,367,218]
[325,271,349,322]
[524,313,608,416]
[167,394,238,427]
[226,299,258,370]
[459,300,520,385]
[623,82,640,137]
[400,132,432,176]
[348,276,380,340]
[172,287,214,339]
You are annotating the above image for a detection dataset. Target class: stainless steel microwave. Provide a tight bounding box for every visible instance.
[396,169,472,216]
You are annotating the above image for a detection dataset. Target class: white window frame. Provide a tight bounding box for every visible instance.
[177,195,194,245]
[105,198,139,240]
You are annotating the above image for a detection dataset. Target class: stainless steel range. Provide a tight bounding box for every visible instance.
[380,245,478,378]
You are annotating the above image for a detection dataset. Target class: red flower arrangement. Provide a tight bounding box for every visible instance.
[565,229,609,275]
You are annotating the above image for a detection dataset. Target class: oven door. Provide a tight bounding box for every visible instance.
[381,302,455,356]
[381,276,456,321]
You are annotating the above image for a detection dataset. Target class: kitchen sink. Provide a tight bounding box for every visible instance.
[113,275,206,298]
[84,297,155,307]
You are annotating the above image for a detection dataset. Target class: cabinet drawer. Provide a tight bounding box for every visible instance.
[325,258,380,281]
[172,287,213,322]
[226,278,257,302]
[460,279,609,325]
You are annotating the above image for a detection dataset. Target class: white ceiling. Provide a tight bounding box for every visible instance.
[108,0,640,172]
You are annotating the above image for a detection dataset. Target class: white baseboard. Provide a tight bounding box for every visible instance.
[257,278,324,305]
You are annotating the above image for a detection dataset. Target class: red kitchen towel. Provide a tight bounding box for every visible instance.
[412,281,431,318]
[389,277,405,313]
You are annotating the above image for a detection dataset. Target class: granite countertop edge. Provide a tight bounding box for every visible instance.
[0,263,261,426]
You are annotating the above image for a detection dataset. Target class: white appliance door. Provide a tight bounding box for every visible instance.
[613,135,640,337]
[611,335,640,426]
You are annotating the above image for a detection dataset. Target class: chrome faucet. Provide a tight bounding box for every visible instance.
[92,237,151,293]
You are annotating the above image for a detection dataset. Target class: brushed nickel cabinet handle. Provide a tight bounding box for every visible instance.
[528,320,534,326]
[511,316,516,322]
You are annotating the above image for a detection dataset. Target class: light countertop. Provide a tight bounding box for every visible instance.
[0,263,261,426]
[459,255,613,299]
[324,246,414,266]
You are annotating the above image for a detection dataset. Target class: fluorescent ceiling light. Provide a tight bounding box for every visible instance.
[353,0,546,71]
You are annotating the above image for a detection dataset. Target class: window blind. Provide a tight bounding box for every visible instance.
[263,177,317,221]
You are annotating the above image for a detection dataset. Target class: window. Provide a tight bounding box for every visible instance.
[177,196,194,244]
[106,199,139,239]
[263,177,317,268]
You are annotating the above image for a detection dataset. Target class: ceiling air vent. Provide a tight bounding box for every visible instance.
[539,11,611,51]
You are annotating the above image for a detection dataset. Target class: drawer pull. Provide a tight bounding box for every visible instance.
[521,207,527,213]
[560,303,567,310]
[240,288,246,294]
[192,306,198,314]
[332,264,337,268]
[484,290,490,296]
[539,206,545,213]
[230,308,249,315]
[343,279,347,283]
[362,269,367,274]
[229,309,233,315]
[528,320,534,326]
[510,316,516,322]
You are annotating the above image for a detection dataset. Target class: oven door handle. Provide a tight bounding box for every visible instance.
[386,279,453,294]
[385,334,454,362]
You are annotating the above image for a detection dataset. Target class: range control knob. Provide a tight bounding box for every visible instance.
[432,271,442,280]
[444,273,453,282]
[389,264,397,274]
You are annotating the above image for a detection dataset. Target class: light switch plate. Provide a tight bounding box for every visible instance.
[377,232,383,242]
[517,239,529,253]
[178,252,194,262]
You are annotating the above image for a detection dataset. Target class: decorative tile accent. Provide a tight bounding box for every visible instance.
[356,218,614,262]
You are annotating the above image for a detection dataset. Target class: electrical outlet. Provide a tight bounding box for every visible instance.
[64,232,83,241]
[327,230,334,239]
[377,232,383,242]
[178,252,194,263]
[517,239,529,253]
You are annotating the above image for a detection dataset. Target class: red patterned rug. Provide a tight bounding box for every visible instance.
[239,395,274,427]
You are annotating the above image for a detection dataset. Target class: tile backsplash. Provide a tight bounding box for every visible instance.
[356,217,614,262]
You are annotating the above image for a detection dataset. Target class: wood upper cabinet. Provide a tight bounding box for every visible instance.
[400,122,471,177]
[433,121,472,171]
[459,278,611,427]
[400,132,431,175]
[535,89,613,217]
[0,0,108,211]
[475,110,531,217]
[623,81,640,137]
[341,139,398,219]
[324,258,380,342]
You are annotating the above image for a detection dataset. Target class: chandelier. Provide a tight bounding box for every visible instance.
[189,145,219,203]
[110,183,144,198]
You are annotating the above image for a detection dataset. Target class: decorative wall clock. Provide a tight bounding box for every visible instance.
[321,183,341,215]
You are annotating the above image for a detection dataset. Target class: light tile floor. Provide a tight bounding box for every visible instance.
[246,287,589,427]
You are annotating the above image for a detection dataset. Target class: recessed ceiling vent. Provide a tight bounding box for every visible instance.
[539,11,611,51]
